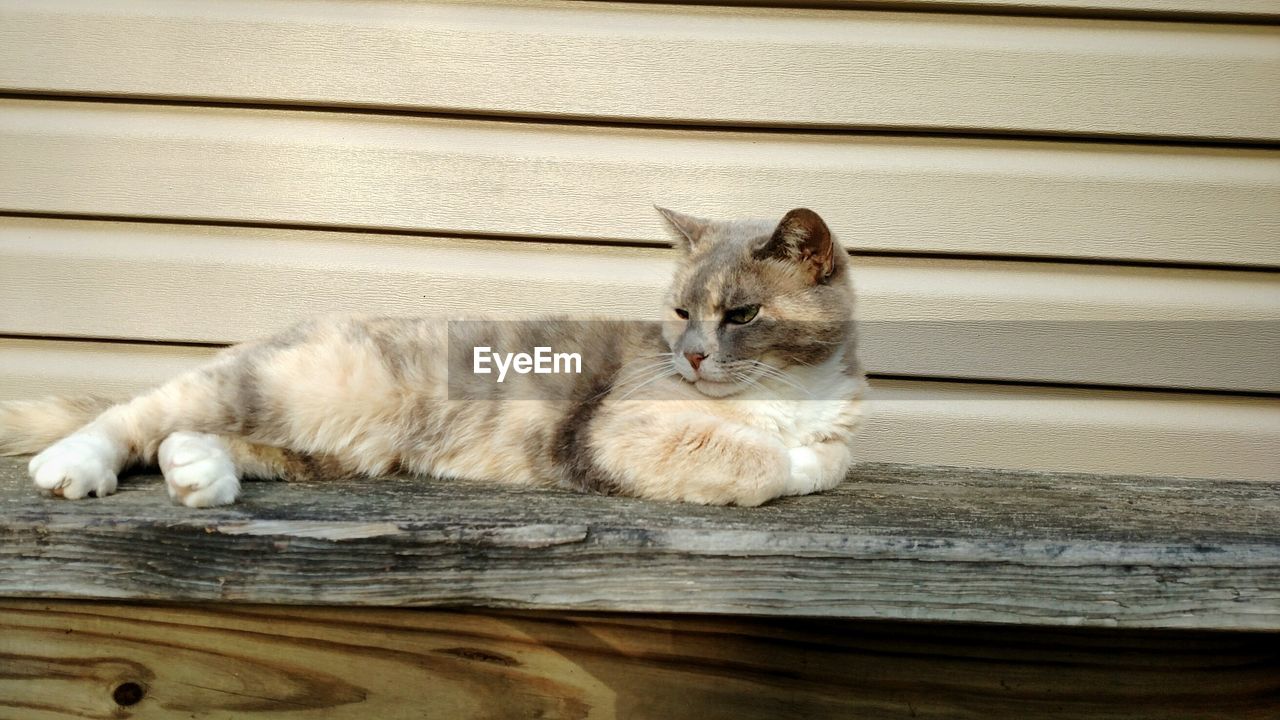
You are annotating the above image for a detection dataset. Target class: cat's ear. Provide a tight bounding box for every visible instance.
[655,206,711,253]
[755,208,837,283]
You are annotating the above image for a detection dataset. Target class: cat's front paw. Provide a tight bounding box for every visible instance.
[159,432,240,508]
[29,434,119,500]
[787,446,824,495]
[786,442,852,497]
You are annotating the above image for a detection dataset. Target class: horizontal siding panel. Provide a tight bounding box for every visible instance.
[862,379,1280,481]
[0,338,221,400]
[2,218,1277,392]
[2,101,1277,267]
[2,338,1275,481]
[0,1,1277,140]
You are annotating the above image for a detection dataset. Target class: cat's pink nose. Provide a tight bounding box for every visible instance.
[684,352,706,371]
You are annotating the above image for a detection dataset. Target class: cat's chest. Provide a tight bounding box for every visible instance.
[742,356,860,438]
[734,396,859,445]
[728,365,863,445]
[648,361,864,445]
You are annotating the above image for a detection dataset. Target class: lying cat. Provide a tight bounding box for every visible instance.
[0,208,863,507]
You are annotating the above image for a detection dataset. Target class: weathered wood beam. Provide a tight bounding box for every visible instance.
[1,601,1278,719]
[1,458,1277,629]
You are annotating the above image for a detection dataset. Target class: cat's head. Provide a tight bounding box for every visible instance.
[657,207,857,397]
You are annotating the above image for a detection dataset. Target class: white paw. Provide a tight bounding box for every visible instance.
[158,432,240,508]
[29,433,120,500]
[787,446,824,496]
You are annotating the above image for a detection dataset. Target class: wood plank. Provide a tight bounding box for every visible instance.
[1,1,1276,140]
[0,457,1278,628]
[3,101,1277,267]
[3,338,1278,480]
[2,217,1277,392]
[648,0,1280,21]
[1,602,1277,720]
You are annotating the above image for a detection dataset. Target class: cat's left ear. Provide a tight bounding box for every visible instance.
[755,208,837,283]
[655,206,711,253]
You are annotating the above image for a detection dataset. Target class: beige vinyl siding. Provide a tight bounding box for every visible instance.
[1,1,1278,140]
[863,380,1280,481]
[0,339,224,402]
[3,100,1278,266]
[3,217,1278,392]
[3,338,1276,481]
[0,0,1275,480]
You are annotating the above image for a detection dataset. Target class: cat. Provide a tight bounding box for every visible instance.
[0,208,864,507]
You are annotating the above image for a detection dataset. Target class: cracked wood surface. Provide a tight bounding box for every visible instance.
[1,457,1277,629]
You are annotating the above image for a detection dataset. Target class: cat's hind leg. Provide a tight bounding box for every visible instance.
[25,317,392,503]
[31,423,332,507]
[28,350,258,501]
[157,432,347,507]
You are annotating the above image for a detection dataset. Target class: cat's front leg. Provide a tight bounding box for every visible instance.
[786,439,854,497]
[593,411,790,506]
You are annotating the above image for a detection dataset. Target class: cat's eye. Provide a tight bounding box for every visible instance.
[724,305,760,325]
[674,308,690,320]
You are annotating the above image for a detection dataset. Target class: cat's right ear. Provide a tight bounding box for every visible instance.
[655,206,710,253]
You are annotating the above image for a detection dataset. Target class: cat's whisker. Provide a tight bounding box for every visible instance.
[585,360,675,402]
[610,361,676,387]
[612,362,671,383]
[616,368,678,402]
[751,367,800,387]
[731,371,768,396]
[757,372,812,396]
[613,355,674,375]
[611,354,675,378]
[756,377,811,399]
[620,353,675,363]
[613,361,675,384]
[743,361,813,398]
[749,359,801,380]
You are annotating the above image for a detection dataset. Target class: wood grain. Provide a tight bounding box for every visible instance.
[1,457,1277,628]
[0,1,1276,140]
[2,601,1278,720]
[1,99,1276,266]
[3,217,1277,392]
[647,0,1280,20]
[3,337,1279,480]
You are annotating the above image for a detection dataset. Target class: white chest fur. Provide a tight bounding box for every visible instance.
[733,355,864,446]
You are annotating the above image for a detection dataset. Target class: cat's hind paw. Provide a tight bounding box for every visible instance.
[29,433,120,500]
[159,432,240,508]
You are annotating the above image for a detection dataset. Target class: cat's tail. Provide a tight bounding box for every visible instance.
[0,396,116,456]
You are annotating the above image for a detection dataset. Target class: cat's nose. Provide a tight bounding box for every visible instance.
[684,352,706,371]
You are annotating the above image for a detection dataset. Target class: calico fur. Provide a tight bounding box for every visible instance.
[0,208,864,507]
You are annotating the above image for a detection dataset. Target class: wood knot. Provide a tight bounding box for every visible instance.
[113,681,145,707]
